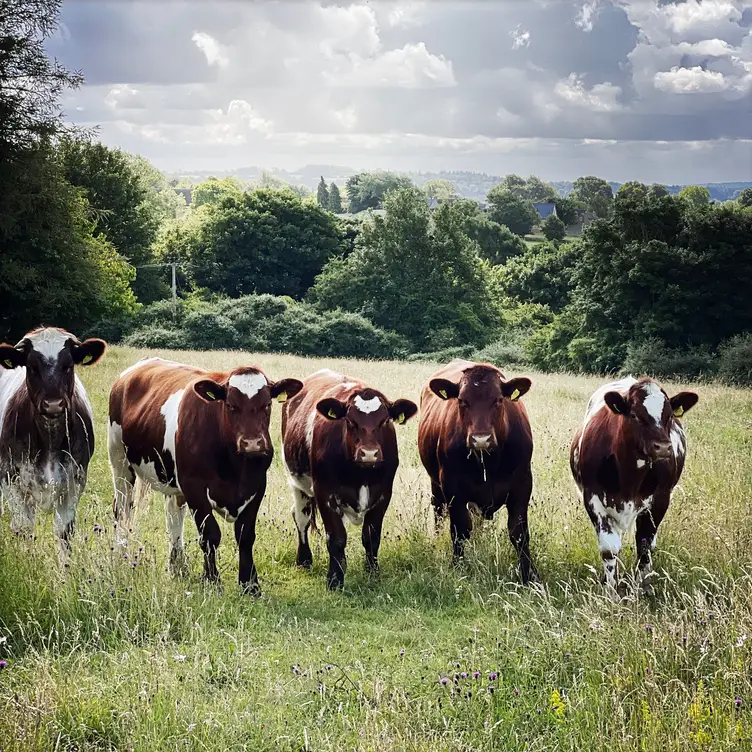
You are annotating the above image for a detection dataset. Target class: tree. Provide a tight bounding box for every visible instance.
[310,188,498,350]
[497,175,556,203]
[572,176,613,218]
[0,0,83,164]
[452,199,526,265]
[486,187,539,236]
[179,188,343,299]
[328,182,342,213]
[736,188,752,207]
[542,214,566,242]
[345,171,414,213]
[423,179,456,202]
[125,153,188,223]
[317,176,330,208]
[678,185,711,209]
[554,196,583,226]
[192,176,243,208]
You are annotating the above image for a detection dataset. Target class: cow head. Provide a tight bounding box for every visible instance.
[603,378,698,463]
[430,365,532,453]
[316,389,418,467]
[0,327,106,419]
[194,368,303,457]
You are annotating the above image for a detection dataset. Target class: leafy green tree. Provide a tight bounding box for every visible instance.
[486,187,539,236]
[542,214,566,241]
[310,188,498,349]
[678,185,711,209]
[328,182,343,213]
[736,187,752,207]
[452,199,526,264]
[614,183,683,244]
[572,175,613,218]
[192,176,243,208]
[179,188,342,299]
[0,146,138,337]
[0,0,83,164]
[345,171,414,213]
[648,184,670,199]
[554,196,583,226]
[497,175,556,203]
[317,176,329,208]
[423,179,456,202]
[125,153,188,223]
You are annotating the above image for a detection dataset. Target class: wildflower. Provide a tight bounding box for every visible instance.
[644,624,654,633]
[440,677,449,686]
[0,660,7,670]
[489,672,498,681]
[473,671,481,680]
[93,524,103,533]
[550,689,566,721]
[399,649,405,656]
[460,672,468,679]
[735,698,743,708]
[736,635,748,648]
[513,688,520,696]
[173,654,187,663]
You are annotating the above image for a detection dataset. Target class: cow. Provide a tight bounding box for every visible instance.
[570,376,699,598]
[0,327,106,557]
[417,359,537,583]
[281,368,418,590]
[108,357,303,594]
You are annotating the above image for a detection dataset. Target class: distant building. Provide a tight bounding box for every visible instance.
[532,202,557,219]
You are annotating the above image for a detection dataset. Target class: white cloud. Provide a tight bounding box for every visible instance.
[385,1,426,29]
[334,107,358,130]
[555,74,623,111]
[575,2,599,33]
[654,66,729,93]
[104,84,140,110]
[676,38,735,57]
[191,31,229,69]
[665,0,742,36]
[203,99,274,144]
[510,25,531,50]
[318,4,380,58]
[325,43,456,88]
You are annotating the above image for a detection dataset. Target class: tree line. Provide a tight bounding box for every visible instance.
[1,0,750,386]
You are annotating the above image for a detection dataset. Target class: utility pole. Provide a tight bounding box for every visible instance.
[137,262,184,320]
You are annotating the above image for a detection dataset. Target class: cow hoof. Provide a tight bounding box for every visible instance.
[241,581,262,598]
[326,577,344,591]
[296,557,313,570]
[169,550,189,577]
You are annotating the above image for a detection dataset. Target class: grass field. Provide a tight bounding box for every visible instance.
[2,347,752,751]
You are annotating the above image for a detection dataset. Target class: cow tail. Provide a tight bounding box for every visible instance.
[308,499,319,535]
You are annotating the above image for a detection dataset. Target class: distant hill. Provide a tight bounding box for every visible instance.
[169,165,752,203]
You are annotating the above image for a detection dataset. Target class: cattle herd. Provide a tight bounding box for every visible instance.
[0,326,700,600]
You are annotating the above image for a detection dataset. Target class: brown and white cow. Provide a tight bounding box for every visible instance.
[281,368,418,590]
[0,327,106,556]
[108,357,303,594]
[571,376,698,597]
[418,359,537,583]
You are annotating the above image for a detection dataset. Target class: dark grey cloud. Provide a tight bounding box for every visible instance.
[49,0,752,182]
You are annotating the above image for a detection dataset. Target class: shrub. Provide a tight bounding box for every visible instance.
[122,326,189,349]
[622,339,717,381]
[406,345,475,363]
[541,214,566,242]
[716,334,752,386]
[475,332,529,368]
[182,309,240,350]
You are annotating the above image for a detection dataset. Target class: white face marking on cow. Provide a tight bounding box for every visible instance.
[229,372,267,399]
[24,329,71,361]
[641,382,666,426]
[353,395,381,414]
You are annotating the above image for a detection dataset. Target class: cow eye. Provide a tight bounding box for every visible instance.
[226,403,237,413]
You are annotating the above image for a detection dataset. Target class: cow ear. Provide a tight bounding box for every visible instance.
[502,377,532,401]
[670,391,698,418]
[194,379,227,403]
[72,338,107,366]
[388,399,418,425]
[316,398,347,421]
[604,391,630,416]
[0,344,26,369]
[429,379,459,400]
[270,378,304,404]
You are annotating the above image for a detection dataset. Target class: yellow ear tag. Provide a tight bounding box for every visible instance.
[328,408,338,419]
[439,389,448,399]
[206,391,215,400]
[674,405,684,418]
[3,359,12,368]
[510,388,520,401]
[395,413,405,425]
[277,392,287,403]
[82,354,93,364]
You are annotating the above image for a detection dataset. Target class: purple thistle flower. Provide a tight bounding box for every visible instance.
[0,660,6,670]
[473,671,481,680]
[460,672,468,679]
[440,677,449,685]
[399,648,405,656]
[513,688,520,696]
[735,698,743,707]
[489,672,498,681]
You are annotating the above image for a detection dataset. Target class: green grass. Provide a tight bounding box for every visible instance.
[1,347,752,751]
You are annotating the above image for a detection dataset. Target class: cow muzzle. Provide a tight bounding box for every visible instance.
[649,440,673,462]
[355,447,383,466]
[40,398,67,418]
[468,433,496,452]
[237,437,270,456]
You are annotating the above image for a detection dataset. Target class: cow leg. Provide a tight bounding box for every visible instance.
[53,494,77,564]
[635,493,669,596]
[362,496,388,574]
[190,502,221,583]
[507,471,538,585]
[448,499,473,563]
[4,483,34,537]
[108,427,136,545]
[165,494,188,576]
[319,500,347,590]
[585,493,622,600]
[235,492,262,596]
[291,486,314,569]
[430,481,447,530]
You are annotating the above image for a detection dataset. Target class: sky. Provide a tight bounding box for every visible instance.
[48,0,752,184]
